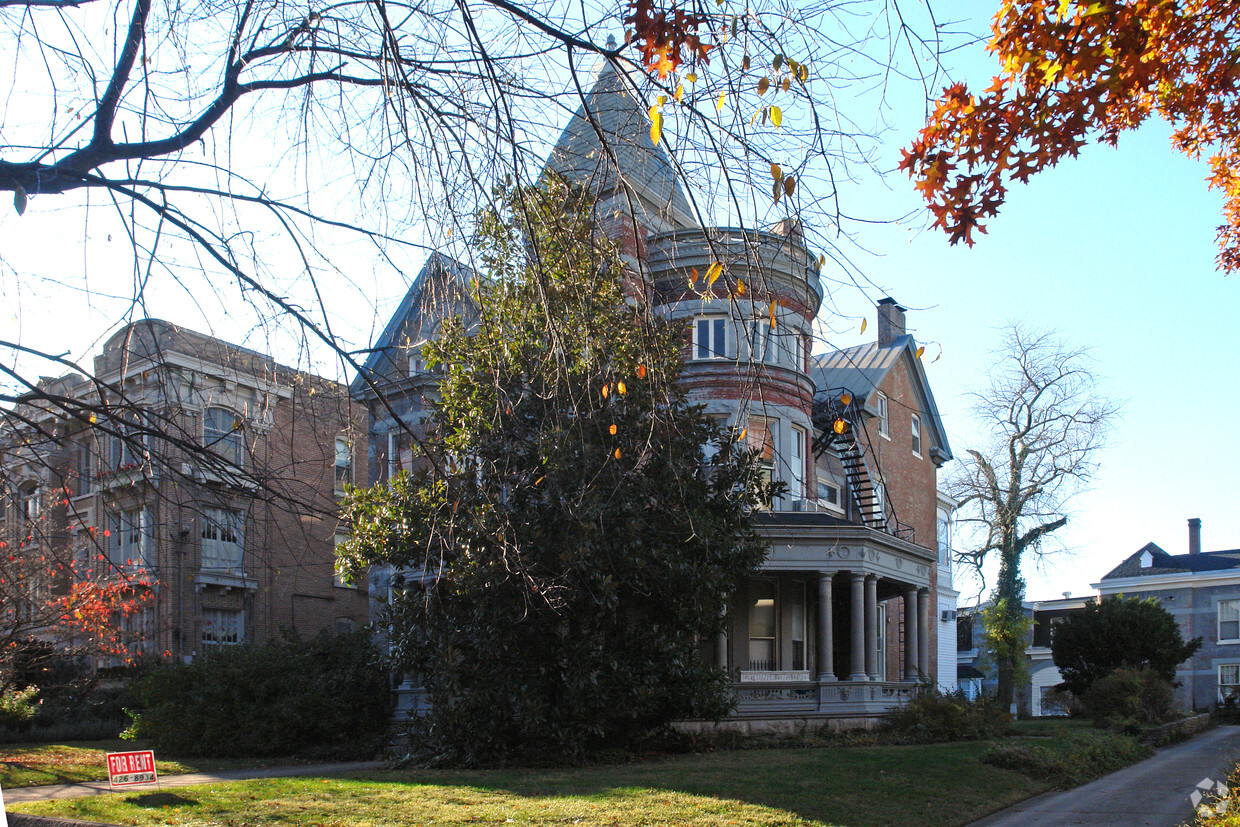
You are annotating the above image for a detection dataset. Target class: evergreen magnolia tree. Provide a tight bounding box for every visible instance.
[339,180,773,765]
[1051,596,1202,697]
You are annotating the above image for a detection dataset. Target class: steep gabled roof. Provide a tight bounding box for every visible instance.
[1100,541,1240,580]
[541,50,696,231]
[349,253,477,400]
[810,334,953,464]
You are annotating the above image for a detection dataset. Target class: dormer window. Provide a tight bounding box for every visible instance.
[1140,550,1154,568]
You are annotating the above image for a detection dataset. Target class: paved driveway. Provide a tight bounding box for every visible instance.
[968,725,1240,827]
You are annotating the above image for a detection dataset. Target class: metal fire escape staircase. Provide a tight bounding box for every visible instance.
[811,391,916,543]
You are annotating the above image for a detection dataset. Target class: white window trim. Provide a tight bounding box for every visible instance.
[911,413,923,458]
[876,393,889,439]
[749,320,776,365]
[693,316,729,360]
[788,425,806,500]
[816,476,844,513]
[204,407,244,468]
[1221,598,1240,643]
[334,437,353,492]
[201,507,244,573]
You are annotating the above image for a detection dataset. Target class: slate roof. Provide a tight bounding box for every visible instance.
[349,252,477,399]
[1100,541,1240,580]
[541,52,696,230]
[810,334,953,464]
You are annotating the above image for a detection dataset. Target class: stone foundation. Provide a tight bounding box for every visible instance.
[672,715,883,738]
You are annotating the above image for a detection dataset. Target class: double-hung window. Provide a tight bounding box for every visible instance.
[694,316,728,360]
[911,413,922,456]
[788,425,806,500]
[749,320,775,364]
[1221,599,1240,642]
[201,507,244,572]
[334,438,353,491]
[110,414,148,470]
[204,408,244,466]
[108,508,154,569]
[76,442,93,496]
[1221,664,1240,702]
[876,393,889,438]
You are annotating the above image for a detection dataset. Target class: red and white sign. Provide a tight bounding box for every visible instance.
[106,750,158,788]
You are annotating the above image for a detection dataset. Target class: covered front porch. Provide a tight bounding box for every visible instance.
[715,516,937,721]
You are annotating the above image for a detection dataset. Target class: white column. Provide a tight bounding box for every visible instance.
[918,588,932,681]
[849,573,867,681]
[904,586,919,682]
[865,575,879,680]
[817,573,835,682]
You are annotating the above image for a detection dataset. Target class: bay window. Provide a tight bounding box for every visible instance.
[201,507,244,572]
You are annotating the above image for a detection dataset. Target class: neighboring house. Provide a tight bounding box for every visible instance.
[1095,517,1239,711]
[0,320,370,665]
[352,50,955,730]
[936,491,959,694]
[956,594,1093,716]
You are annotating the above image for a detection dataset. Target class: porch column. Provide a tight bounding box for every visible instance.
[848,573,867,681]
[817,573,835,681]
[918,588,931,681]
[904,586,919,682]
[716,606,729,672]
[864,575,879,681]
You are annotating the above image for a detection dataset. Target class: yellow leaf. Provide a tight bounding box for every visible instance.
[637,364,647,379]
[686,72,698,83]
[770,162,782,181]
[770,106,782,127]
[716,91,727,111]
[772,179,781,203]
[860,317,867,334]
[602,383,610,399]
[689,267,698,286]
[784,176,795,196]
[758,77,770,95]
[781,77,790,92]
[614,448,622,459]
[609,424,618,435]
[916,346,925,359]
[817,254,826,269]
[798,64,809,82]
[706,261,723,285]
[736,278,746,296]
[769,300,777,327]
[649,108,663,147]
[617,381,627,395]
[535,476,544,486]
[657,95,668,106]
[738,427,747,441]
[840,392,852,406]
[674,83,684,102]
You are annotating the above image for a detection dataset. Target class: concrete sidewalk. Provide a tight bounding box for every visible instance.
[968,725,1240,827]
[2,760,384,805]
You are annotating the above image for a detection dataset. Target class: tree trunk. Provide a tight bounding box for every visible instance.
[992,544,1026,713]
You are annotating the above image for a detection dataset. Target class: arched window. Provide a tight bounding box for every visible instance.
[204,407,244,466]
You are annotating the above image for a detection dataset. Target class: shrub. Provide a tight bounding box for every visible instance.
[982,727,1152,788]
[127,629,390,758]
[881,688,1013,743]
[0,685,41,728]
[1080,666,1175,731]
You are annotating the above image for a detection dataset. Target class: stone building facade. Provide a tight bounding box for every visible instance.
[0,320,370,665]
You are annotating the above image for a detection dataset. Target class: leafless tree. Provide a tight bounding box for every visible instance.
[950,325,1119,708]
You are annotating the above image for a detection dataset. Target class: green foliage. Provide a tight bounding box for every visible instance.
[339,179,773,766]
[1079,666,1176,731]
[1051,596,1202,697]
[982,727,1153,788]
[0,684,40,728]
[982,598,1033,690]
[125,630,389,758]
[881,688,1013,743]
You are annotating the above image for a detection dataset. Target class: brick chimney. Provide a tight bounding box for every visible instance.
[1189,517,1202,555]
[877,297,906,347]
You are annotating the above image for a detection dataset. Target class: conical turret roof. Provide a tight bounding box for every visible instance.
[542,46,697,232]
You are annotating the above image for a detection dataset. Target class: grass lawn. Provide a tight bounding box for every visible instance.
[9,732,1093,827]
[0,740,305,789]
